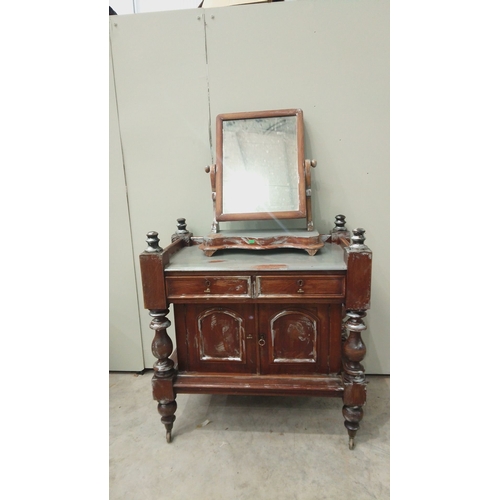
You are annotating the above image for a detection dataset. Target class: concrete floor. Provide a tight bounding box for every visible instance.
[110,372,389,500]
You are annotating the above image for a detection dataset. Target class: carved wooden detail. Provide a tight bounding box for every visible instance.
[171,218,193,244]
[350,228,365,246]
[199,231,324,257]
[270,310,318,363]
[145,231,163,253]
[342,310,367,449]
[149,309,175,377]
[257,305,330,375]
[182,304,256,374]
[331,214,350,244]
[342,405,364,450]
[157,401,177,444]
[333,214,347,232]
[197,308,246,362]
[149,308,177,443]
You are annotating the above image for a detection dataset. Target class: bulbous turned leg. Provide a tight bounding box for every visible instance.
[342,310,367,450]
[149,308,177,443]
[343,405,364,450]
[158,400,177,443]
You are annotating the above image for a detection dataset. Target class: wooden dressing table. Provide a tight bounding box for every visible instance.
[139,109,372,449]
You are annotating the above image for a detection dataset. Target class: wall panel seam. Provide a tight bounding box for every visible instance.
[109,25,145,366]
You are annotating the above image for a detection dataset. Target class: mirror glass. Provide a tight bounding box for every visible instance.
[215,110,305,221]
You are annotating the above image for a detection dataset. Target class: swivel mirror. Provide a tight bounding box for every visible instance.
[201,109,323,256]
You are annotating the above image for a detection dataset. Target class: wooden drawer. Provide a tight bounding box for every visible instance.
[255,275,345,298]
[166,276,252,299]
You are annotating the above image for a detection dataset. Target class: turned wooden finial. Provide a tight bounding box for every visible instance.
[145,231,163,253]
[351,228,366,246]
[331,214,348,243]
[333,214,347,231]
[176,218,188,234]
[172,217,193,243]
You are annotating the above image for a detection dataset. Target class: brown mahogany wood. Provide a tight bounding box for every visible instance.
[305,159,316,231]
[140,235,186,310]
[256,274,345,298]
[199,231,324,256]
[257,304,330,375]
[338,235,351,247]
[139,218,372,448]
[344,229,372,310]
[166,275,253,299]
[148,308,177,443]
[341,310,368,450]
[204,164,219,233]
[183,303,257,374]
[165,271,346,304]
[173,373,344,397]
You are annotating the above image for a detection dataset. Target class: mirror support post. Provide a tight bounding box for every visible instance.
[305,159,317,231]
[205,164,219,233]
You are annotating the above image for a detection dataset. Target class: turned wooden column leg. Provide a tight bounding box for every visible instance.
[342,405,364,451]
[157,400,177,444]
[149,308,177,443]
[342,310,367,450]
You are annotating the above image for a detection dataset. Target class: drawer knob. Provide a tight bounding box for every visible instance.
[297,279,305,293]
[204,279,211,293]
[258,334,266,347]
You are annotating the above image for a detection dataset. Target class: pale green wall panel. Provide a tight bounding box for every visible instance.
[109,44,145,372]
[110,10,213,367]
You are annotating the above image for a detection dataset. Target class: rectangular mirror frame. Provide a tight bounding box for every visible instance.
[214,108,306,222]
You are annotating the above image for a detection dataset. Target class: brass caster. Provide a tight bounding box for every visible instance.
[349,437,355,450]
[166,431,172,443]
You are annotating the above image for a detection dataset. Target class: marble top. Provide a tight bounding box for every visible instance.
[165,243,346,272]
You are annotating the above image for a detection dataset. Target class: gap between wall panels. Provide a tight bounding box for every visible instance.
[109,29,146,367]
[202,13,214,165]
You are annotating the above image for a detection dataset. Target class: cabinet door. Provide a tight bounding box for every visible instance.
[258,305,330,375]
[179,304,257,374]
